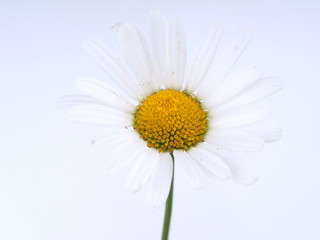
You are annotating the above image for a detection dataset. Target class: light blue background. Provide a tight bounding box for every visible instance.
[1,0,319,239]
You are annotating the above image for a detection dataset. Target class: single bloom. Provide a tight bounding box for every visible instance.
[64,10,281,207]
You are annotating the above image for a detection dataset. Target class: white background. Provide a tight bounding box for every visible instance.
[1,0,320,239]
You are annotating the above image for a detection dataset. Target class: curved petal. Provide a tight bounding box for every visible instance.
[114,23,159,93]
[76,77,135,113]
[185,23,223,92]
[148,10,168,86]
[215,77,282,112]
[205,130,264,152]
[213,105,271,129]
[83,38,140,101]
[197,28,252,99]
[188,146,231,180]
[236,123,281,143]
[174,150,202,188]
[105,138,146,176]
[147,153,173,207]
[204,65,264,108]
[67,104,132,126]
[209,148,258,185]
[58,94,105,108]
[164,20,187,89]
[91,127,139,147]
[126,148,160,192]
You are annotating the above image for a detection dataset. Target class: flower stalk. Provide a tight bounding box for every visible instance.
[161,152,175,240]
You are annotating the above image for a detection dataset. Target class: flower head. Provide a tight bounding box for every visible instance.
[134,89,208,152]
[65,10,281,207]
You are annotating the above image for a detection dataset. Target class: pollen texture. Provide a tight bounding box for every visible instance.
[134,89,208,152]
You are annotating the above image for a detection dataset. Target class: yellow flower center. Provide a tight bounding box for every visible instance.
[133,89,208,152]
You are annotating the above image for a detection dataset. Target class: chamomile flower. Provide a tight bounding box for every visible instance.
[65,10,281,207]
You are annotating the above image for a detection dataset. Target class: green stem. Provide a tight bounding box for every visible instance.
[161,152,175,240]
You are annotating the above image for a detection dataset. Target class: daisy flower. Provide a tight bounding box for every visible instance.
[65,10,281,210]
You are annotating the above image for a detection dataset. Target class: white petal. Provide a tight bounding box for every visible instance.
[164,20,186,89]
[126,148,160,192]
[185,23,223,92]
[76,77,135,113]
[105,139,146,176]
[216,77,282,111]
[210,148,258,185]
[174,150,202,188]
[198,28,252,98]
[188,146,231,180]
[67,104,132,126]
[58,95,104,108]
[213,105,271,129]
[114,24,159,93]
[91,127,138,147]
[148,10,168,85]
[237,123,281,143]
[205,130,264,152]
[83,38,141,101]
[147,153,173,208]
[205,65,264,107]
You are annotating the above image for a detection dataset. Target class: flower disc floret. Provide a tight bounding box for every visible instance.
[134,89,208,152]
